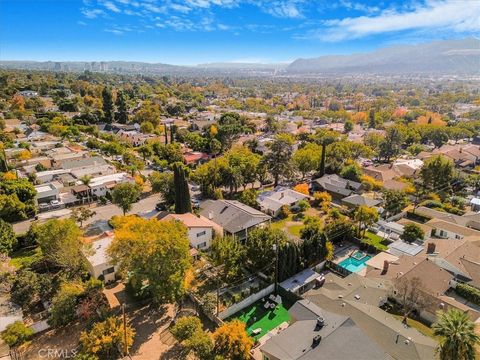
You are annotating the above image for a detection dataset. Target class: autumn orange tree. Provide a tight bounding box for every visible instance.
[108,217,191,304]
[293,183,309,195]
[212,320,253,360]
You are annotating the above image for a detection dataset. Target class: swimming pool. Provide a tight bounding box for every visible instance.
[338,252,371,273]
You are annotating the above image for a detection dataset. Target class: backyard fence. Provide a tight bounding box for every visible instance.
[325,261,352,278]
[218,284,274,320]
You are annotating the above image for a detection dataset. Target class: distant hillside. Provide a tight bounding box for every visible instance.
[286,38,480,75]
[197,62,288,70]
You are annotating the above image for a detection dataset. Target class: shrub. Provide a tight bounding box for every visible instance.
[171,316,202,342]
[455,283,480,306]
[1,321,33,347]
[278,205,291,219]
[296,199,310,212]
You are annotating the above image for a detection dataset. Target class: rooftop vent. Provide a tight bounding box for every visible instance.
[316,317,325,328]
[312,335,322,348]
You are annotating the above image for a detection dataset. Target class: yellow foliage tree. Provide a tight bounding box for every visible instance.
[415,112,446,126]
[108,216,191,304]
[17,150,31,161]
[352,111,367,124]
[293,183,309,195]
[313,191,332,213]
[360,175,383,191]
[213,320,253,360]
[79,316,135,359]
[2,171,17,180]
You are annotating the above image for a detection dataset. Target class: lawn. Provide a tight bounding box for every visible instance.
[229,300,291,340]
[9,247,43,268]
[391,315,436,339]
[271,215,304,238]
[363,231,388,251]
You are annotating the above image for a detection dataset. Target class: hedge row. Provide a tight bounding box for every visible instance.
[455,283,480,305]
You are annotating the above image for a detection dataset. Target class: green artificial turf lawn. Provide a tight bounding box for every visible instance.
[230,300,291,340]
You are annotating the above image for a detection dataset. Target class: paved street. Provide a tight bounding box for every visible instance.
[12,195,160,234]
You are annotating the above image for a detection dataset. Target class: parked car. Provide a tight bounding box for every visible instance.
[155,202,167,211]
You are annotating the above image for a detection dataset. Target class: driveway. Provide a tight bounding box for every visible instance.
[12,195,160,234]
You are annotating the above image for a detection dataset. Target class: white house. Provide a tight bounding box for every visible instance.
[426,219,480,240]
[35,181,62,204]
[84,234,117,283]
[257,187,310,217]
[161,213,221,250]
[88,172,133,197]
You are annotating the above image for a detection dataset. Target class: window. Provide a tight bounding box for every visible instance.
[455,234,462,240]
[103,267,115,275]
[197,242,207,249]
[196,230,206,237]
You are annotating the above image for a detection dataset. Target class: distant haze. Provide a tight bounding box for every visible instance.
[1,38,478,77]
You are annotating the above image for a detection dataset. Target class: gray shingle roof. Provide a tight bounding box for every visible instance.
[199,200,270,234]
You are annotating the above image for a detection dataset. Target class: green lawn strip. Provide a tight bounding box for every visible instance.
[363,231,388,251]
[9,247,43,269]
[288,224,304,237]
[391,314,436,339]
[230,301,291,341]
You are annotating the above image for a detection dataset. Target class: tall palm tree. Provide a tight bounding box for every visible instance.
[432,308,479,360]
[80,175,92,205]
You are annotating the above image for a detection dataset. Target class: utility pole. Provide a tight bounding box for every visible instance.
[122,304,129,357]
[273,239,279,294]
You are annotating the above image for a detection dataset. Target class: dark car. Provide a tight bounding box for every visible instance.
[155,202,167,211]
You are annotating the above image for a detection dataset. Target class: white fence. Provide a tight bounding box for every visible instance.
[218,284,274,320]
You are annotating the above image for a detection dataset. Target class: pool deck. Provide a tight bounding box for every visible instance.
[332,246,368,276]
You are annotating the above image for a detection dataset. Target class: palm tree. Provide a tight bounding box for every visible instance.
[80,175,92,205]
[432,308,479,360]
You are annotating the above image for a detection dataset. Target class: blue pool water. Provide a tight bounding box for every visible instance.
[338,253,372,273]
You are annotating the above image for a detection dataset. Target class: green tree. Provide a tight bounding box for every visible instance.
[115,90,128,124]
[102,87,114,124]
[420,155,454,195]
[354,206,379,238]
[262,133,295,187]
[70,206,96,227]
[210,235,245,281]
[340,163,363,182]
[149,171,175,205]
[383,189,409,217]
[401,223,424,243]
[173,162,192,214]
[35,219,86,274]
[1,321,33,347]
[344,119,353,133]
[245,227,288,271]
[293,143,321,179]
[138,144,153,161]
[171,316,203,342]
[111,182,141,215]
[433,308,480,360]
[108,217,191,304]
[368,109,376,128]
[213,320,253,360]
[49,282,85,327]
[10,269,39,308]
[379,126,404,162]
[140,121,154,134]
[313,129,341,177]
[239,188,258,208]
[216,112,254,150]
[79,316,135,360]
[0,219,16,254]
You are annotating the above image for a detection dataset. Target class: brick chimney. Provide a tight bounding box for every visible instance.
[427,242,436,254]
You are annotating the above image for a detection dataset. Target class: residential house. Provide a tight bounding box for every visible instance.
[84,233,117,283]
[425,218,480,240]
[183,151,209,166]
[341,194,381,209]
[117,129,157,147]
[257,187,310,217]
[303,273,437,360]
[414,206,480,231]
[199,200,271,241]
[311,174,362,200]
[88,172,133,198]
[160,212,222,250]
[35,181,62,204]
[260,300,386,360]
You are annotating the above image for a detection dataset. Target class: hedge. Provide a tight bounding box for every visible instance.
[455,283,480,305]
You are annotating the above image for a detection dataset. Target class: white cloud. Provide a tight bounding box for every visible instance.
[318,0,480,41]
[82,8,106,18]
[263,1,303,18]
[103,1,121,12]
[105,28,124,34]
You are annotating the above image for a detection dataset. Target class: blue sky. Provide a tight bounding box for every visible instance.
[1,0,478,65]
